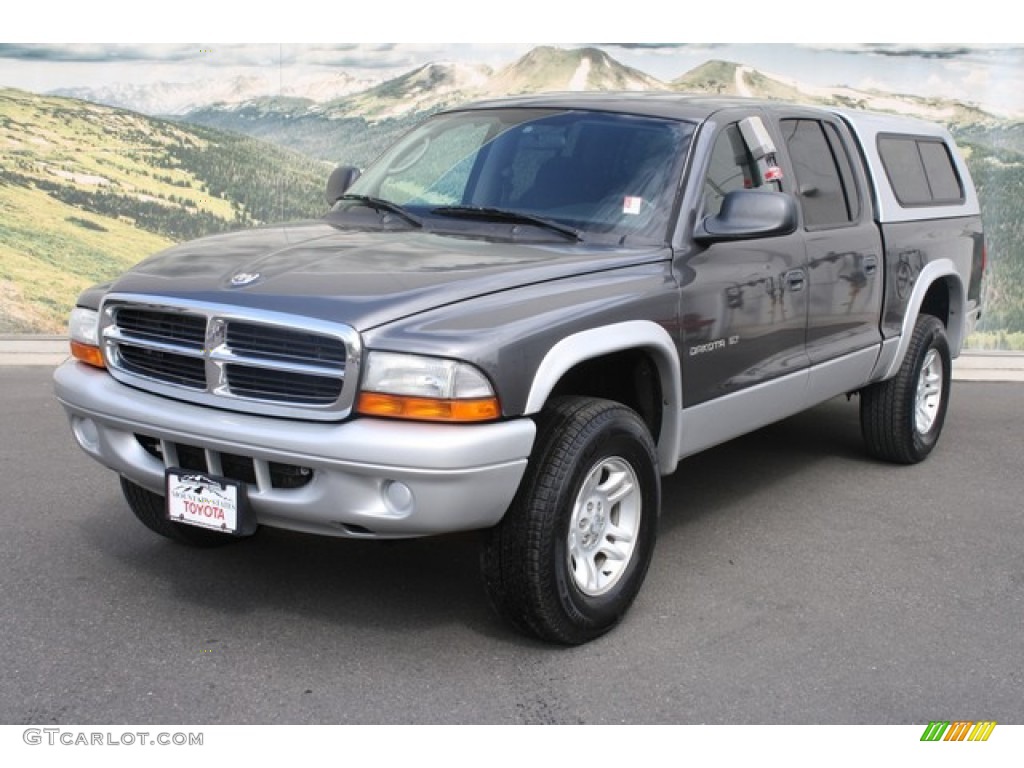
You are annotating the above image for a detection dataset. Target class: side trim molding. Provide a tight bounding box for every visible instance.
[872,259,966,381]
[677,346,878,460]
[524,321,682,474]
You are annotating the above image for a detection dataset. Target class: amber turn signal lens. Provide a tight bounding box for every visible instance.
[70,341,106,369]
[356,392,500,422]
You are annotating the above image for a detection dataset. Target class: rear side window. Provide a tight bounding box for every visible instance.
[877,135,964,206]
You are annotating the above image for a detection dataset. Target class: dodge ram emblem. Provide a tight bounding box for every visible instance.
[230,272,261,287]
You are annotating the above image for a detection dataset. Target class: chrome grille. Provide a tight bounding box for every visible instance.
[100,295,361,421]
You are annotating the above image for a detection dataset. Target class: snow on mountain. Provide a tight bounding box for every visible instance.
[318,47,663,122]
[670,59,1000,125]
[51,71,379,116]
[49,47,1006,129]
[326,61,493,119]
[487,46,664,95]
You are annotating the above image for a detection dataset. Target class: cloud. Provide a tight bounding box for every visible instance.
[0,43,384,69]
[599,43,726,54]
[597,44,690,50]
[0,44,201,63]
[0,43,515,74]
[801,43,1024,60]
[285,44,420,70]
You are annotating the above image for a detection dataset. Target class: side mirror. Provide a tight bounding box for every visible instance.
[695,190,798,243]
[326,166,361,206]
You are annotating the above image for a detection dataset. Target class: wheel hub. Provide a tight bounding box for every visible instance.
[567,456,642,597]
[575,500,608,551]
[915,348,944,434]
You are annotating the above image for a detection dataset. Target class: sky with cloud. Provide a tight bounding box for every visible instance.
[2,42,1022,116]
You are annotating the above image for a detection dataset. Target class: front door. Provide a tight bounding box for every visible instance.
[678,117,809,407]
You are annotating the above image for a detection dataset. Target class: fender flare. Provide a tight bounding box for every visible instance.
[874,258,966,381]
[524,320,682,474]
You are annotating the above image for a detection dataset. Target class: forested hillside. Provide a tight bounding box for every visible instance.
[955,126,1024,338]
[183,106,419,167]
[962,147,1024,337]
[0,88,328,332]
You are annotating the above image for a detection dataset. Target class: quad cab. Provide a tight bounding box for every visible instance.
[55,94,984,644]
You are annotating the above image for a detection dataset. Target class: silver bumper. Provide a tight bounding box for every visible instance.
[54,361,535,538]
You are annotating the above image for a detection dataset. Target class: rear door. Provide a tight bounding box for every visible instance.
[775,111,883,364]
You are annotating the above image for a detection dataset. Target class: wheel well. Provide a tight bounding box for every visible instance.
[547,350,663,441]
[919,279,951,327]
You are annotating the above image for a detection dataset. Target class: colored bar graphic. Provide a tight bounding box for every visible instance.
[920,720,996,742]
[921,722,950,741]
[944,721,973,741]
[968,721,997,741]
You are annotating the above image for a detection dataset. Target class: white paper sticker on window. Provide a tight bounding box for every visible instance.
[623,196,643,215]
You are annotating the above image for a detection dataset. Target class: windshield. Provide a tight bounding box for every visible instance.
[338,108,695,245]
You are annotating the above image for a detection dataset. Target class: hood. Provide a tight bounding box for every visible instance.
[108,220,670,330]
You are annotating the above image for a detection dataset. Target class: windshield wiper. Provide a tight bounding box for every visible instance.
[339,195,423,228]
[430,206,581,241]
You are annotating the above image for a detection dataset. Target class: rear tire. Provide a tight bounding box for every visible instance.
[120,477,244,548]
[860,315,951,464]
[481,397,660,645]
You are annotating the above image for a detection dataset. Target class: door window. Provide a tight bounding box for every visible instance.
[702,120,783,219]
[780,118,860,229]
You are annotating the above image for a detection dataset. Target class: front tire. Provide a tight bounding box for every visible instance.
[860,314,952,464]
[481,397,660,645]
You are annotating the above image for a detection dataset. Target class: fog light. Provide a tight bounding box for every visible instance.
[72,416,100,452]
[382,480,414,515]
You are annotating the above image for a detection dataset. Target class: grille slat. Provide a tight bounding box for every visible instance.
[135,434,313,490]
[226,364,342,404]
[118,346,207,389]
[116,308,206,347]
[102,300,358,419]
[174,443,208,472]
[220,452,258,485]
[227,322,347,367]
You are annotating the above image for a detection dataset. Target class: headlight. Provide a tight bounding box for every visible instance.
[68,307,105,368]
[356,351,500,422]
[69,307,99,345]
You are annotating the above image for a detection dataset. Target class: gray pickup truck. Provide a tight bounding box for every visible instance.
[54,93,985,644]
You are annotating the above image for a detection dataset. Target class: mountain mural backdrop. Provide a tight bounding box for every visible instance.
[3,45,1023,344]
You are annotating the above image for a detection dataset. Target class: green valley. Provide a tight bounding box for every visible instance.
[0,88,328,332]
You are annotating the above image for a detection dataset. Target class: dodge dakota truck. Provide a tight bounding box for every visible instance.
[54,93,985,644]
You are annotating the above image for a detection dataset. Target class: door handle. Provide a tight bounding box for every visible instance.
[785,269,806,292]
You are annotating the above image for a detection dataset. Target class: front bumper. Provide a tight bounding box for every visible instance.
[54,361,535,538]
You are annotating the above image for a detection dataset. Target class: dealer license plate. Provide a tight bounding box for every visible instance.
[165,468,249,535]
